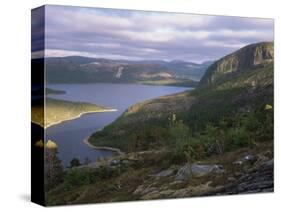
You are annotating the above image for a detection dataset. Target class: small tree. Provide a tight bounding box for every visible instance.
[69,158,81,168]
[168,114,196,174]
[203,124,225,155]
[45,142,64,191]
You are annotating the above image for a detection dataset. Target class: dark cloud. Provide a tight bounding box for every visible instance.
[31,6,45,52]
[32,5,274,62]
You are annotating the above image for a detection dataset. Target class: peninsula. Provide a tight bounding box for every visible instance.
[31,97,117,128]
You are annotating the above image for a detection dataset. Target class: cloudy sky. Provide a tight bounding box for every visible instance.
[32,5,274,63]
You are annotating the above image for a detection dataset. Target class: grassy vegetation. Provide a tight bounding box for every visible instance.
[88,91,194,152]
[139,78,198,87]
[46,149,177,205]
[45,43,274,205]
[89,61,273,156]
[46,166,147,205]
[46,132,273,205]
[32,98,115,128]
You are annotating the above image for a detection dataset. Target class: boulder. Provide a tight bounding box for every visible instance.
[175,164,224,181]
[110,159,120,166]
[233,154,256,166]
[262,159,273,167]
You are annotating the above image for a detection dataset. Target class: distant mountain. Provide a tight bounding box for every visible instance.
[38,56,211,86]
[50,42,274,203]
[199,42,274,87]
[89,41,274,152]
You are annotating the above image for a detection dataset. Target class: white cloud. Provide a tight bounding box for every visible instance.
[132,12,214,29]
[204,40,247,49]
[216,29,273,40]
[42,49,143,61]
[38,5,274,62]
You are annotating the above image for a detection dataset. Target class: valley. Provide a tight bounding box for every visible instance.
[30,4,275,207]
[43,57,211,86]
[45,42,274,205]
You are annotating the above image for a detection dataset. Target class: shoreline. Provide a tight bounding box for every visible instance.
[31,120,44,129]
[83,135,124,155]
[32,108,118,129]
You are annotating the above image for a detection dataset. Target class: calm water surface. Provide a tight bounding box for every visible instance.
[46,83,191,166]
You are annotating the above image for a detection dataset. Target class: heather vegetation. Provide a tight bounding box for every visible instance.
[45,42,274,205]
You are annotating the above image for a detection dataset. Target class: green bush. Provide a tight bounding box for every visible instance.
[64,169,91,189]
[226,127,250,149]
[69,158,81,168]
[45,149,64,191]
[167,115,207,163]
[63,165,130,191]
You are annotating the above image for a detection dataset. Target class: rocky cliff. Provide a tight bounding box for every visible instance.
[199,42,273,86]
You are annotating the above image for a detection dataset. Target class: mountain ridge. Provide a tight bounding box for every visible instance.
[88,41,274,152]
[47,41,274,204]
[199,42,273,87]
[34,56,212,85]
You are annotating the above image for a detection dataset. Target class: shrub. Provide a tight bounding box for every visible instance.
[167,115,203,163]
[226,127,250,149]
[69,158,81,168]
[64,169,91,189]
[45,148,64,191]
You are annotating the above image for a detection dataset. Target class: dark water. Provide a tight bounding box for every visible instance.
[46,83,191,167]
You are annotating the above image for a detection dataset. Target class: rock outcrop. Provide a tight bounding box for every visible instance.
[206,159,274,195]
[175,164,224,181]
[199,42,274,86]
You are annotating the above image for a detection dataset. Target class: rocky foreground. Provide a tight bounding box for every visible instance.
[125,151,272,199]
[52,143,273,204]
[46,42,274,205]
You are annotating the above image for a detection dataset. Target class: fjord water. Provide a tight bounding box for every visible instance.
[46,83,190,167]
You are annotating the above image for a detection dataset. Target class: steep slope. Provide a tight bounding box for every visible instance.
[48,42,274,204]
[89,42,273,152]
[199,42,273,86]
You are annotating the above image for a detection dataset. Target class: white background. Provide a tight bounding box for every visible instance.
[0,0,280,211]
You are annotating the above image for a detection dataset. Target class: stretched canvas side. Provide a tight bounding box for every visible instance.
[31,5,46,206]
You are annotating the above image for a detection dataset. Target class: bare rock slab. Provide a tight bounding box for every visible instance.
[175,163,224,181]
